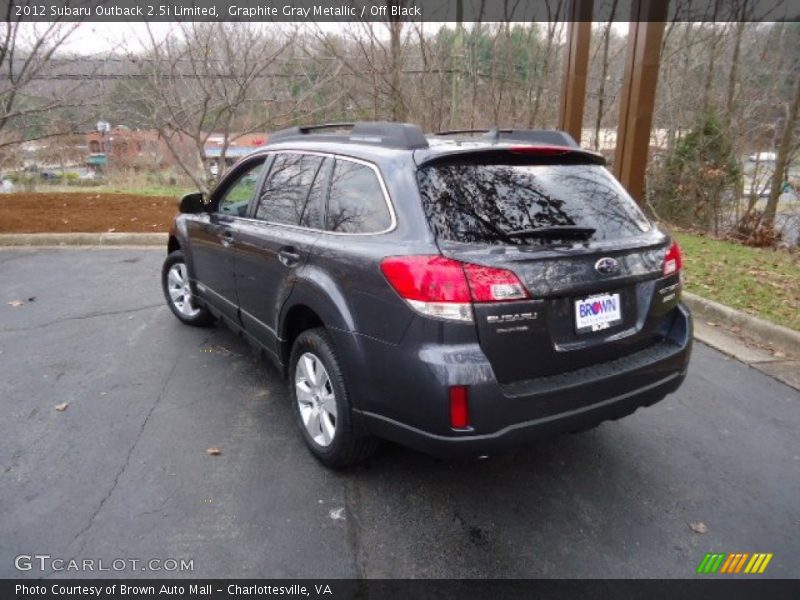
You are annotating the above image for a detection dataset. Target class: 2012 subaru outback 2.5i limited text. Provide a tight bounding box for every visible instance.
[162,122,692,468]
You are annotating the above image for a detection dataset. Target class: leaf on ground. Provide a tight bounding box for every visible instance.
[7,300,25,307]
[206,447,222,456]
[55,402,69,412]
[329,507,346,520]
[690,522,708,534]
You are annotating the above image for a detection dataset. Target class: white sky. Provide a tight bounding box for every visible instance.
[59,22,377,55]
[57,21,631,56]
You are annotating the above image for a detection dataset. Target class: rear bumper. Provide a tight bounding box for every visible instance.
[353,304,692,458]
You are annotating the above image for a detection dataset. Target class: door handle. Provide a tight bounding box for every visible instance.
[221,230,234,248]
[278,246,301,267]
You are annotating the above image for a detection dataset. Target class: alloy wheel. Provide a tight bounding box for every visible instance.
[167,262,201,318]
[295,352,338,447]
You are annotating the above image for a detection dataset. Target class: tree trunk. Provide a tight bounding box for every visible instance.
[388,8,406,122]
[530,18,559,127]
[701,20,721,112]
[593,0,618,150]
[762,77,800,225]
[450,0,463,129]
[725,17,746,117]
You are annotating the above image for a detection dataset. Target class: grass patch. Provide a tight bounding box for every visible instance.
[674,231,800,331]
[103,184,194,197]
[33,182,194,198]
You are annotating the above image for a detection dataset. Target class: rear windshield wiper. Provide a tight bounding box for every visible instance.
[505,226,596,240]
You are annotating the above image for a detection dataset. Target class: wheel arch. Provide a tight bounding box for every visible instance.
[278,275,357,368]
[281,304,325,365]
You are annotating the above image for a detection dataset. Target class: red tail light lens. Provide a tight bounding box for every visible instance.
[663,241,683,277]
[449,385,470,429]
[379,256,471,302]
[379,255,529,322]
[463,263,529,302]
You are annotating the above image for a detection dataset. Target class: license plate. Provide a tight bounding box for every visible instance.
[575,293,622,333]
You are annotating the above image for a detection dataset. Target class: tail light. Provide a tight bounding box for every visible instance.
[663,241,683,277]
[379,255,529,322]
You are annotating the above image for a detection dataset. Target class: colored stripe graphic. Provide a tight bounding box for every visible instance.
[697,552,772,574]
[734,553,750,573]
[745,553,774,574]
[719,554,736,574]
[759,554,773,573]
[696,553,713,574]
[697,553,727,574]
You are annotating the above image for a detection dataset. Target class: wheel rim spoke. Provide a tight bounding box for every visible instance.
[295,380,314,404]
[306,409,322,443]
[320,412,335,445]
[301,355,318,386]
[320,392,337,420]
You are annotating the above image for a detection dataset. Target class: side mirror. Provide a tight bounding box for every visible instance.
[179,192,206,214]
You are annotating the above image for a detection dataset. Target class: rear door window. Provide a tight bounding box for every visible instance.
[326,160,391,233]
[256,153,325,226]
[417,163,652,245]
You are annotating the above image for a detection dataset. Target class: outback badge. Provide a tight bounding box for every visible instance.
[594,257,620,275]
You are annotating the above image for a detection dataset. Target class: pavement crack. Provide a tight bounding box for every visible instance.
[1,303,163,333]
[343,477,368,579]
[70,359,180,554]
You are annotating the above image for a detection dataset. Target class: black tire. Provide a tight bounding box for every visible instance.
[289,327,379,468]
[161,250,214,327]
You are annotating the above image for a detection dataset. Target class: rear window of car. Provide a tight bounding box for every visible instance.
[416,163,652,245]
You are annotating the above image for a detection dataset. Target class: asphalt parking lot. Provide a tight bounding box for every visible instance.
[1,247,798,579]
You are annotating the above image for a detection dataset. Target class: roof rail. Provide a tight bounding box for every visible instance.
[434,128,579,149]
[268,121,429,150]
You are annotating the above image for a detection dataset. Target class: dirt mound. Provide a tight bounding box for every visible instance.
[0,192,179,233]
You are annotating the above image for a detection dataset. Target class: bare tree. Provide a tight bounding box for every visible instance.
[526,2,565,128]
[0,6,83,150]
[128,22,343,192]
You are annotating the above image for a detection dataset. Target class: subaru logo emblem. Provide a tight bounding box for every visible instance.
[595,257,619,274]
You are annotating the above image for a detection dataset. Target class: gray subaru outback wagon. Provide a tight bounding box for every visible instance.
[162,122,692,468]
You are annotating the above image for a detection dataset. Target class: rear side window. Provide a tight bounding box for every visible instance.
[326,161,391,233]
[417,163,651,245]
[256,153,324,226]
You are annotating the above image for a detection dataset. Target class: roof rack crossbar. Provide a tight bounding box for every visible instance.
[268,121,429,150]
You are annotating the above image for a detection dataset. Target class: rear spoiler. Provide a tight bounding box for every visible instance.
[416,145,607,168]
